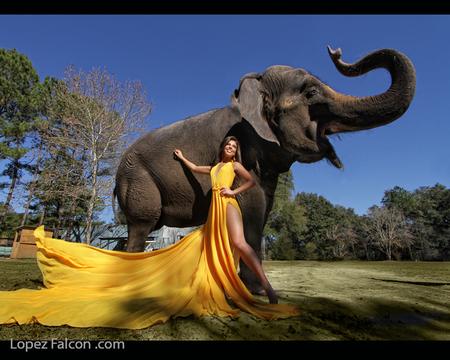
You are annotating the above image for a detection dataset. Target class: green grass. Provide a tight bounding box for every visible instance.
[0,258,449,340]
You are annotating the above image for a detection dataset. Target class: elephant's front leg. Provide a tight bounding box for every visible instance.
[238,187,267,295]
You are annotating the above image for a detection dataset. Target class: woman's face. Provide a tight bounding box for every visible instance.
[223,140,238,159]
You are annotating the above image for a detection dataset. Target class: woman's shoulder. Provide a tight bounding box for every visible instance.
[232,160,243,169]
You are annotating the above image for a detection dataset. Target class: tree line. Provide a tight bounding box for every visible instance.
[264,171,450,261]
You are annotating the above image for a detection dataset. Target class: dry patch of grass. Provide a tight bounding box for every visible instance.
[0,258,449,340]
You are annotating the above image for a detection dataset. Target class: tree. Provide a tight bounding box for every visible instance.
[365,205,413,260]
[264,171,307,260]
[382,186,416,214]
[354,215,374,260]
[295,193,336,259]
[0,48,43,227]
[32,142,89,237]
[325,223,357,260]
[383,184,450,260]
[19,77,61,227]
[46,66,151,243]
[413,184,450,260]
[264,171,293,258]
[295,193,362,260]
[266,200,306,260]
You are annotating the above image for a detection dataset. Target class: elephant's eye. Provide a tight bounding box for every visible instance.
[305,88,318,99]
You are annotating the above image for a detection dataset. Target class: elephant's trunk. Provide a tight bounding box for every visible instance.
[324,46,416,134]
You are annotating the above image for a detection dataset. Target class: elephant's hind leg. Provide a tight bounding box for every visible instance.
[127,222,155,252]
[125,175,162,252]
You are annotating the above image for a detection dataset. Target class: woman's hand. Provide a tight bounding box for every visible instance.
[220,187,235,197]
[173,149,183,160]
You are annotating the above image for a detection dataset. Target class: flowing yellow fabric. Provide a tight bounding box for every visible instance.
[0,161,299,329]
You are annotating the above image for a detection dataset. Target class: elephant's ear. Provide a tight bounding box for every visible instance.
[232,73,280,145]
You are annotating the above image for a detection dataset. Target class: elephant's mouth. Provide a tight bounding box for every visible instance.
[298,120,343,169]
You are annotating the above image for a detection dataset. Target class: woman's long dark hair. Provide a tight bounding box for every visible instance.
[217,136,242,163]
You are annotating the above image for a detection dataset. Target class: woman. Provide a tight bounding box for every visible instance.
[0,137,298,330]
[174,136,277,304]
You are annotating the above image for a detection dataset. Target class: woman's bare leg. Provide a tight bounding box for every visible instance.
[226,203,278,304]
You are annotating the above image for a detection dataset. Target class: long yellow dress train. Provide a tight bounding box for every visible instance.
[0,161,299,329]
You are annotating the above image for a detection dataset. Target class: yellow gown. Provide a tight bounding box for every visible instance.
[0,161,299,329]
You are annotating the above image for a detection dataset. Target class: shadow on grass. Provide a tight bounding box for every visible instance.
[280,293,450,340]
[1,293,449,340]
[370,278,450,286]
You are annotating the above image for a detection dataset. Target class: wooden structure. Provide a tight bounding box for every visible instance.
[10,226,54,259]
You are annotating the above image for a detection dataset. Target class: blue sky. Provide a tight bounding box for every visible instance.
[0,15,449,219]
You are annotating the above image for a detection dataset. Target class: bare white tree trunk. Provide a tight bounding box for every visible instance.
[326,223,357,259]
[85,160,98,244]
[365,206,412,260]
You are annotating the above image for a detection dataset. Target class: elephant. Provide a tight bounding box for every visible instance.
[114,46,416,293]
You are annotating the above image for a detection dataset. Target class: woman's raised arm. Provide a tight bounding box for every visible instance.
[174,149,211,174]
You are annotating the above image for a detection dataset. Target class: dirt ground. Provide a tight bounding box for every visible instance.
[0,258,449,340]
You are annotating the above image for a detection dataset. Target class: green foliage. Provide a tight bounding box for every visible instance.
[29,150,91,231]
[412,184,450,260]
[381,183,450,260]
[268,233,298,260]
[382,186,415,213]
[295,193,335,240]
[261,173,448,261]
[304,241,318,260]
[264,171,307,260]
[0,209,22,238]
[0,48,49,226]
[0,49,39,111]
[0,48,42,152]
[294,193,361,260]
[296,193,333,259]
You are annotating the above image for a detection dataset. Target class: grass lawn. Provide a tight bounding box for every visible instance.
[0,258,449,340]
